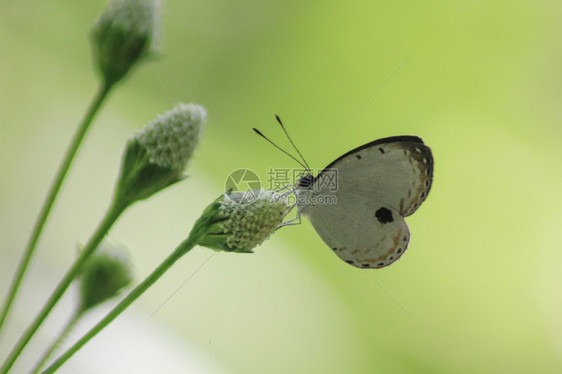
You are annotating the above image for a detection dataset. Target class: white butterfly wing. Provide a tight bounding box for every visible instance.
[298,136,433,269]
[304,193,410,269]
[319,136,433,216]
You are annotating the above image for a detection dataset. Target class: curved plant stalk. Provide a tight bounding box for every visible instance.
[43,189,290,373]
[30,310,81,374]
[0,82,113,338]
[43,238,196,374]
[0,198,126,374]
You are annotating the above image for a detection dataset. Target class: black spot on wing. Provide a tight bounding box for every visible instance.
[375,207,394,223]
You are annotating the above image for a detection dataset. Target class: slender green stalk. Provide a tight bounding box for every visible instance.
[0,198,127,374]
[43,238,197,374]
[0,82,113,337]
[30,310,82,374]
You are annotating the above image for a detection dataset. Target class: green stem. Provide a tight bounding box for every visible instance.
[43,238,197,374]
[30,310,82,374]
[0,199,127,374]
[0,82,113,337]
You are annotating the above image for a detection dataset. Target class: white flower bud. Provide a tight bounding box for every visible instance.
[135,103,205,172]
[193,190,290,253]
[114,103,206,206]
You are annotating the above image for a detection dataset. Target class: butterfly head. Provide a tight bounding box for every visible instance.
[297,173,314,190]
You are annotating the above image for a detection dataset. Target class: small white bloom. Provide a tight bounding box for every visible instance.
[193,190,290,253]
[114,103,206,205]
[135,103,206,172]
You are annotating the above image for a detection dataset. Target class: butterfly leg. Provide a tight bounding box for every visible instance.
[277,189,305,228]
[274,183,296,195]
[278,202,305,228]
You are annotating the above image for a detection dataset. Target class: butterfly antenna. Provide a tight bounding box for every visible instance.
[275,115,311,172]
[253,128,308,170]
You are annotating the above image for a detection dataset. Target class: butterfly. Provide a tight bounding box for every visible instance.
[255,117,433,269]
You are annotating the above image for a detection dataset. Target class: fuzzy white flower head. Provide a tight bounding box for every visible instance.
[135,103,206,172]
[115,103,206,205]
[193,189,290,253]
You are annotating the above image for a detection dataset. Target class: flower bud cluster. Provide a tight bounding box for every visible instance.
[193,190,290,253]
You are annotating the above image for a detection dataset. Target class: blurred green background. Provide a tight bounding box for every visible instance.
[1,0,561,373]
